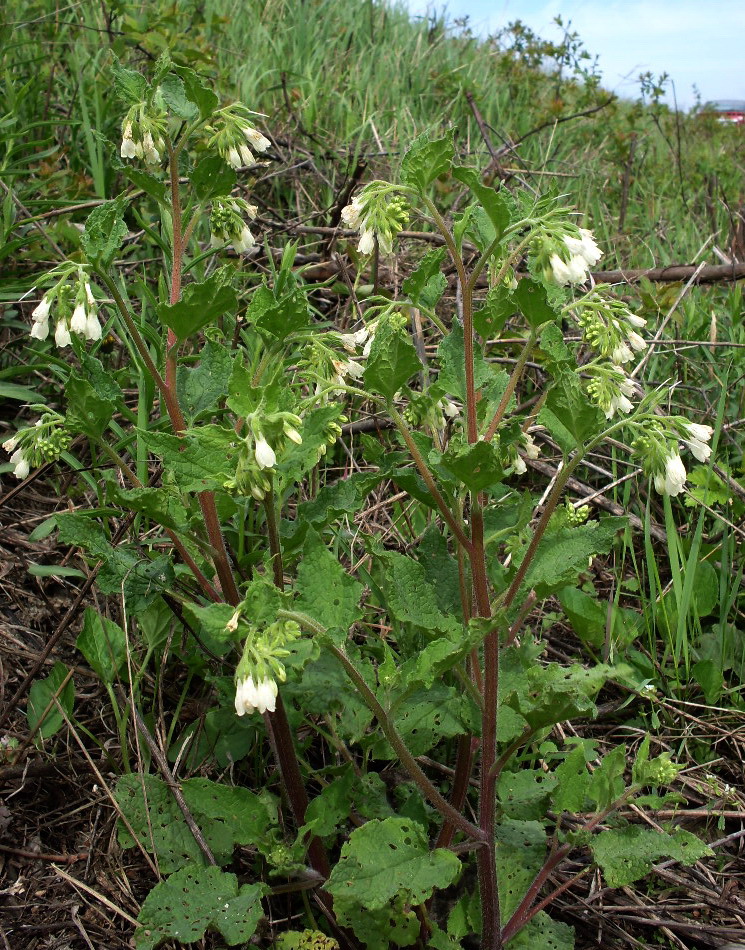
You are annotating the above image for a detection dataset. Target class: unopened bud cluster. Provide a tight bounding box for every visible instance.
[210,197,258,254]
[3,409,70,480]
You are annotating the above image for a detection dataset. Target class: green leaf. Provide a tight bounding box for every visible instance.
[123,166,167,203]
[116,773,272,872]
[437,324,493,400]
[400,129,454,192]
[373,684,469,757]
[402,247,447,309]
[452,165,511,240]
[558,586,608,648]
[157,276,237,340]
[135,865,265,950]
[364,316,422,401]
[541,371,602,452]
[158,73,198,120]
[107,484,189,533]
[498,768,557,820]
[192,155,236,202]
[81,196,129,267]
[79,352,124,403]
[334,895,419,950]
[326,817,460,909]
[440,439,504,492]
[495,818,547,922]
[375,550,459,636]
[588,744,627,810]
[295,530,363,633]
[110,58,148,105]
[253,285,310,340]
[515,517,626,600]
[76,608,127,685]
[591,827,713,888]
[173,65,219,120]
[507,912,575,950]
[0,382,47,402]
[513,277,559,330]
[65,375,116,437]
[141,426,240,492]
[27,662,74,740]
[474,284,515,339]
[177,340,234,421]
[300,767,356,838]
[55,512,111,560]
[181,602,238,645]
[552,744,591,811]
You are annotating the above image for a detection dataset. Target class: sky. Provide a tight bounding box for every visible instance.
[403,0,745,110]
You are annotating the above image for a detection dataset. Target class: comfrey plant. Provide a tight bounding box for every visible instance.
[8,61,717,950]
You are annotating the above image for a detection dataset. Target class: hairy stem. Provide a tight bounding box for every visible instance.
[483,333,536,442]
[389,406,471,551]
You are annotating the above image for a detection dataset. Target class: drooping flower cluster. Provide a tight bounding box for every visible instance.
[205,103,271,170]
[230,615,301,717]
[28,267,102,347]
[575,289,647,365]
[227,410,303,501]
[530,221,603,287]
[341,182,409,256]
[512,431,541,475]
[631,418,713,496]
[210,197,258,254]
[3,409,71,480]
[120,103,168,166]
[585,363,638,420]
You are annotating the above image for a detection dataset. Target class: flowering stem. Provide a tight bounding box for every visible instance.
[389,406,472,551]
[483,332,537,442]
[261,494,330,881]
[280,609,486,842]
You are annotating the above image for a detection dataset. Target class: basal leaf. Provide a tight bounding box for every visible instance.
[591,826,712,888]
[135,865,265,950]
[27,662,74,741]
[77,608,127,685]
[326,817,460,910]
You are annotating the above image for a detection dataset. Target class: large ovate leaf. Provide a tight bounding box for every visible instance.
[110,57,148,104]
[81,196,129,266]
[116,774,273,872]
[591,826,713,887]
[439,439,504,493]
[295,529,363,633]
[173,65,219,119]
[192,155,236,202]
[513,277,560,330]
[76,608,127,685]
[177,340,234,421]
[364,316,422,401]
[326,817,460,910]
[135,865,265,950]
[375,550,459,636]
[157,275,237,340]
[65,375,116,437]
[158,73,198,120]
[437,324,493,400]
[495,818,547,923]
[141,426,240,492]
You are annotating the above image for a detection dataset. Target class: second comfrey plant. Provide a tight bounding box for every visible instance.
[10,57,718,950]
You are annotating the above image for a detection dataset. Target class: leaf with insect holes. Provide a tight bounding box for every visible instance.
[295,529,364,633]
[135,864,266,950]
[76,608,127,685]
[495,818,547,923]
[157,275,237,340]
[507,912,575,950]
[400,129,454,191]
[326,817,460,910]
[27,662,74,740]
[116,774,273,873]
[591,826,713,888]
